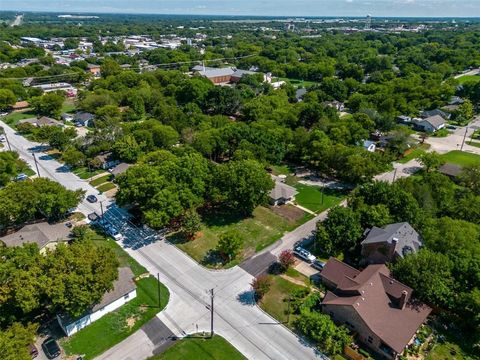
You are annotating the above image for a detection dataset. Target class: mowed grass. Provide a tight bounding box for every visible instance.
[456,75,480,84]
[73,167,106,179]
[294,184,345,213]
[398,143,431,164]
[3,111,36,127]
[259,275,309,328]
[276,77,319,88]
[97,182,116,192]
[62,235,169,360]
[158,335,246,360]
[175,206,310,267]
[89,174,113,187]
[439,151,480,167]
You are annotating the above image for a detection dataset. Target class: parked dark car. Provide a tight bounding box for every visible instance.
[311,259,326,271]
[42,338,61,359]
[29,344,39,358]
[86,194,98,203]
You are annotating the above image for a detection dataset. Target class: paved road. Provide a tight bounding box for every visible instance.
[11,14,23,27]
[0,120,323,360]
[454,68,480,79]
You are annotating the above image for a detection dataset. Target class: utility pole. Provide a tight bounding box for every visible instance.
[3,131,11,151]
[100,201,104,217]
[32,152,40,177]
[461,127,468,151]
[157,273,161,309]
[321,185,324,205]
[209,288,214,338]
[392,168,398,182]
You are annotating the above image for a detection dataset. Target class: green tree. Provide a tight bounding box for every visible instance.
[294,311,352,355]
[251,275,271,300]
[100,58,121,78]
[30,92,64,118]
[0,323,38,360]
[358,204,393,229]
[182,209,202,240]
[217,229,243,261]
[61,147,86,167]
[0,89,16,110]
[392,249,454,309]
[215,160,274,215]
[418,152,444,172]
[459,164,480,195]
[458,99,474,122]
[44,241,119,317]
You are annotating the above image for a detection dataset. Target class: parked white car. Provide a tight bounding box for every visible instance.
[293,246,316,263]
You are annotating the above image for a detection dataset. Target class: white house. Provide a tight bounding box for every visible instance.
[414,115,446,133]
[269,175,298,206]
[57,267,137,336]
[362,140,376,152]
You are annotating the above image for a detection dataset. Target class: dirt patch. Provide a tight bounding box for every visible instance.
[269,204,305,222]
[126,316,138,329]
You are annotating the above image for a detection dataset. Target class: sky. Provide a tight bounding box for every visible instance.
[2,0,480,17]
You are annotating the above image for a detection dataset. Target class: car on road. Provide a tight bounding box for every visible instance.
[86,195,98,203]
[0,135,5,142]
[105,225,122,241]
[42,338,60,359]
[446,125,457,130]
[311,259,326,271]
[293,246,316,263]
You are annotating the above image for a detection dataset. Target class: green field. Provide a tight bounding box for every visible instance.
[456,75,480,84]
[73,167,106,179]
[439,151,480,167]
[97,182,116,192]
[158,335,245,360]
[293,184,345,213]
[89,174,113,187]
[175,206,311,268]
[62,99,77,114]
[3,111,36,127]
[62,237,169,360]
[275,77,319,88]
[398,144,431,164]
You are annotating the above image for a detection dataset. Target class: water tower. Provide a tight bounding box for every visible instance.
[365,14,372,30]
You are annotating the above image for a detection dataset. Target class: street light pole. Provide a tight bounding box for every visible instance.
[461,127,468,151]
[100,201,104,218]
[3,132,11,151]
[32,152,40,177]
[157,273,161,309]
[209,288,214,338]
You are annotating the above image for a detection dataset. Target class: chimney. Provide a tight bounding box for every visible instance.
[389,237,399,260]
[399,290,408,310]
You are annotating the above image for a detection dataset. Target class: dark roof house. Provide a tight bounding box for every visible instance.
[321,258,431,359]
[269,177,298,206]
[420,109,450,120]
[109,162,132,177]
[19,116,63,127]
[361,222,422,264]
[74,112,95,126]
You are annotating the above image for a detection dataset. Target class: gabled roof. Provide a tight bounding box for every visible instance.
[421,109,449,120]
[92,267,136,312]
[269,180,298,201]
[110,162,132,177]
[0,222,71,249]
[422,115,446,130]
[195,66,235,78]
[321,259,431,354]
[19,117,62,127]
[74,112,95,122]
[439,163,463,177]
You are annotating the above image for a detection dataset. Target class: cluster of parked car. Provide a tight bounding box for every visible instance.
[293,246,325,271]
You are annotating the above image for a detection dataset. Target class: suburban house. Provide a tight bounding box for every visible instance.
[0,222,72,253]
[94,152,121,170]
[413,115,446,133]
[87,63,101,77]
[420,109,450,120]
[192,65,262,85]
[109,162,132,178]
[57,267,137,336]
[322,100,345,112]
[320,258,431,359]
[61,113,74,122]
[448,96,464,106]
[19,116,63,127]
[74,112,95,127]
[11,101,30,110]
[361,222,422,264]
[362,140,376,152]
[269,176,298,206]
[438,163,463,180]
[295,88,307,102]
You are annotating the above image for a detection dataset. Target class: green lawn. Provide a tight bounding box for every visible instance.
[275,77,319,88]
[73,167,106,180]
[97,182,116,192]
[270,164,295,176]
[467,141,480,149]
[439,151,480,167]
[175,206,311,268]
[293,184,346,213]
[3,111,36,127]
[89,174,113,187]
[62,235,169,359]
[456,75,480,84]
[260,275,310,329]
[157,335,245,360]
[398,144,431,164]
[62,100,77,113]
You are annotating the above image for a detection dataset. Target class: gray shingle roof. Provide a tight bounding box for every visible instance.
[361,222,422,258]
[92,267,136,312]
[196,67,235,78]
[0,222,71,249]
[269,181,298,201]
[423,115,446,130]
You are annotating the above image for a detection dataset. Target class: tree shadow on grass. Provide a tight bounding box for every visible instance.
[200,207,249,228]
[166,232,188,245]
[201,249,224,267]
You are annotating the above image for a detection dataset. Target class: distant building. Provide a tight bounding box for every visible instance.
[413,115,446,133]
[11,101,30,110]
[33,82,77,97]
[295,88,307,102]
[420,109,450,120]
[361,222,422,264]
[87,64,101,77]
[57,267,137,336]
[322,100,345,112]
[74,112,95,127]
[94,152,120,170]
[320,258,431,359]
[362,140,376,152]
[0,222,72,252]
[192,65,262,85]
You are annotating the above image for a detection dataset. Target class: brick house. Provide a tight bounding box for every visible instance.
[320,258,431,359]
[361,222,422,264]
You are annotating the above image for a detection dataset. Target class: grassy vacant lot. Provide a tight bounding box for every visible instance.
[158,335,245,360]
[175,206,311,268]
[439,150,480,167]
[62,236,169,360]
[456,75,480,84]
[260,274,310,328]
[294,184,345,213]
[89,174,113,187]
[3,111,36,127]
